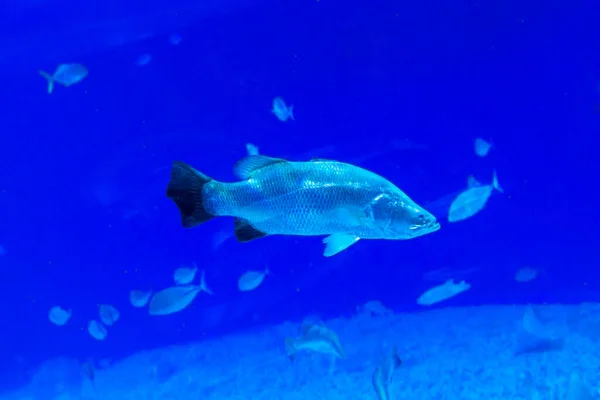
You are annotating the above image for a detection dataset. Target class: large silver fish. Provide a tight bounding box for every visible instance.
[166,155,440,256]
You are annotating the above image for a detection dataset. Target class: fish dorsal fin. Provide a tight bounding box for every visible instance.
[467,175,481,188]
[311,158,335,162]
[233,155,287,179]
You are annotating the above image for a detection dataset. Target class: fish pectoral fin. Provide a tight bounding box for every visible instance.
[233,155,287,180]
[234,218,268,242]
[323,233,360,257]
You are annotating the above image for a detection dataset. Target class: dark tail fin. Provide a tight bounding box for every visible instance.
[166,161,214,228]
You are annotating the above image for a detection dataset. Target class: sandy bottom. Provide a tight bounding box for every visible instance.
[4,303,600,400]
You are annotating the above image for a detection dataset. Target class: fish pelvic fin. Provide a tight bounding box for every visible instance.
[284,338,297,363]
[288,104,295,120]
[492,169,504,193]
[234,218,268,242]
[166,161,214,228]
[39,70,54,94]
[323,233,360,257]
[200,270,213,295]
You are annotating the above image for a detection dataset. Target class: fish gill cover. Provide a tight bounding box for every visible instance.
[0,0,598,398]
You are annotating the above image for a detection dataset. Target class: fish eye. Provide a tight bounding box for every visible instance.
[417,214,427,223]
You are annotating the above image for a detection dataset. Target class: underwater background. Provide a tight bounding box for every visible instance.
[0,0,599,398]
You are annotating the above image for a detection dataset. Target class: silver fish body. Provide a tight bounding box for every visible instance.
[166,155,440,256]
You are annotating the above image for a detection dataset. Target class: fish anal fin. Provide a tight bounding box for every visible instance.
[234,218,268,242]
[233,155,287,180]
[323,233,360,257]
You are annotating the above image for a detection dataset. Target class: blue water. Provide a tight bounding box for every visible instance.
[0,0,598,398]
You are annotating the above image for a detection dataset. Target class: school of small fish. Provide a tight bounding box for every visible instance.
[35,39,522,400]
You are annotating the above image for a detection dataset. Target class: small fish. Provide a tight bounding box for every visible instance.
[149,271,212,315]
[474,137,493,157]
[271,96,294,121]
[129,290,152,308]
[98,304,120,326]
[135,53,152,66]
[372,346,402,400]
[417,279,471,306]
[448,170,503,222]
[39,63,88,94]
[48,306,72,326]
[285,322,346,362]
[148,285,201,316]
[515,266,538,283]
[173,265,197,285]
[238,267,270,291]
[166,155,440,257]
[87,320,108,341]
[169,33,182,45]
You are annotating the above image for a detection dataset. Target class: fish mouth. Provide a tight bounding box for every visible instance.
[409,220,441,236]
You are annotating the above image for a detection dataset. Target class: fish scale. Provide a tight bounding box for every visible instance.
[208,160,394,235]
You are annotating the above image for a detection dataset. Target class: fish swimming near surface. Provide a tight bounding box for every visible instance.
[166,154,440,256]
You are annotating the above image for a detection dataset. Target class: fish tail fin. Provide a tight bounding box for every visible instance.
[284,338,297,363]
[200,270,213,295]
[492,169,504,193]
[166,161,215,228]
[39,70,54,94]
[289,105,295,120]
